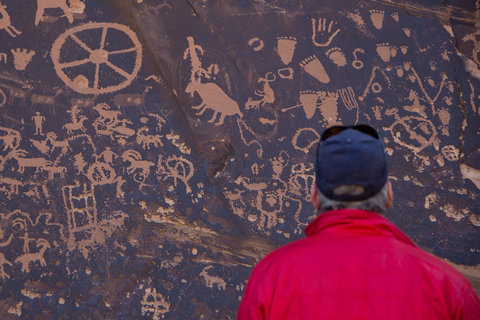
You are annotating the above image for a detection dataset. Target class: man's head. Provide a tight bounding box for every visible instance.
[311,125,392,214]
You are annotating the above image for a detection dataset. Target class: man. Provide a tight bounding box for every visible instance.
[238,125,480,319]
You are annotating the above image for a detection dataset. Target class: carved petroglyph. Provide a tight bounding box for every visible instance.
[138,0,171,17]
[200,266,226,290]
[35,0,74,25]
[51,23,143,94]
[0,252,12,279]
[300,55,330,84]
[245,72,276,109]
[14,238,50,273]
[276,37,296,65]
[31,89,63,114]
[137,126,164,150]
[311,18,340,47]
[386,116,439,153]
[186,80,242,125]
[183,37,240,125]
[318,90,339,125]
[11,49,35,71]
[8,149,53,174]
[326,47,347,67]
[0,2,21,37]
[376,43,397,62]
[157,155,194,193]
[248,37,264,51]
[63,116,88,135]
[121,150,155,187]
[369,10,384,30]
[93,103,135,137]
[141,288,170,320]
[112,86,152,114]
[292,128,320,153]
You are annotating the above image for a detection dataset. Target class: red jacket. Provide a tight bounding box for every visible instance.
[238,209,480,319]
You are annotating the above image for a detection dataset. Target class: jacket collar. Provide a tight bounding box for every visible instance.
[304,209,416,247]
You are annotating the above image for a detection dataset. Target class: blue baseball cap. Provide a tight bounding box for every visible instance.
[315,125,388,202]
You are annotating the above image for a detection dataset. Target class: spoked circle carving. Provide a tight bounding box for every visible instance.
[51,22,143,95]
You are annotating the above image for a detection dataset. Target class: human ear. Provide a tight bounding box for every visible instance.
[310,185,322,211]
[386,181,393,208]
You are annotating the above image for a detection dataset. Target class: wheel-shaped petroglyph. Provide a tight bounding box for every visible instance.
[51,23,143,95]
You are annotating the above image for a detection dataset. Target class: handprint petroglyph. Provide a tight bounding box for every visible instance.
[311,18,340,47]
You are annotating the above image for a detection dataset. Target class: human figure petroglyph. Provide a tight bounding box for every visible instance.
[0,252,12,279]
[300,55,330,84]
[0,2,21,37]
[98,147,116,164]
[157,155,194,193]
[112,86,152,114]
[11,49,35,71]
[245,72,276,109]
[185,80,242,126]
[35,0,73,25]
[32,112,45,135]
[311,18,340,47]
[15,238,50,273]
[184,36,218,82]
[276,37,297,65]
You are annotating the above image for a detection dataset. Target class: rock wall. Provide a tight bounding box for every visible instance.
[0,0,478,318]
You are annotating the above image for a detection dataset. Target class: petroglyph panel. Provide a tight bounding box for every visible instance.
[0,0,478,318]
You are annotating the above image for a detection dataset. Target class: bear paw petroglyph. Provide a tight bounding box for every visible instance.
[326,47,347,67]
[300,55,330,84]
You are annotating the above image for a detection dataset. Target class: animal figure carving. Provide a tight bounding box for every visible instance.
[35,0,73,25]
[9,149,52,173]
[185,81,242,125]
[63,116,88,134]
[15,238,50,272]
[31,88,63,114]
[0,2,21,37]
[112,86,151,114]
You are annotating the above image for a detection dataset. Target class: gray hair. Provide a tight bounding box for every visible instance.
[317,183,390,214]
